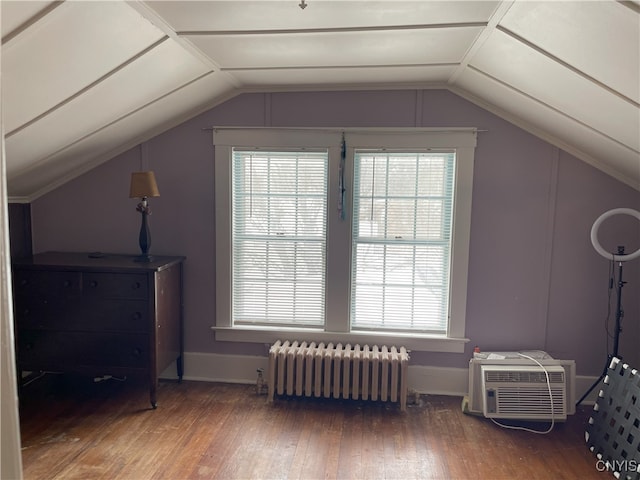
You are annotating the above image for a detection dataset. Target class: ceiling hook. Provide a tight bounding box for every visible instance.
[299,0,307,9]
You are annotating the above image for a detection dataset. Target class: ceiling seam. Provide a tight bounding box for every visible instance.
[8,71,216,182]
[448,82,640,192]
[221,63,459,72]
[177,22,488,37]
[10,85,244,203]
[233,83,452,95]
[448,0,516,85]
[5,36,172,139]
[126,0,223,74]
[465,65,639,155]
[1,1,64,46]
[496,25,639,108]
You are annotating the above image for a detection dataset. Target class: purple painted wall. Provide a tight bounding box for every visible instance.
[31,89,640,375]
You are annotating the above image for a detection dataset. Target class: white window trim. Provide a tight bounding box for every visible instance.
[213,127,475,353]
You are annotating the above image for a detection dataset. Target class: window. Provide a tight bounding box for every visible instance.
[214,128,476,352]
[232,149,328,327]
[351,151,455,333]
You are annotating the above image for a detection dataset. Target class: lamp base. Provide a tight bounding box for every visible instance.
[135,208,153,263]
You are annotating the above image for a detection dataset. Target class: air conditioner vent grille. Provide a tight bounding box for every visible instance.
[491,386,566,415]
[484,370,565,384]
[481,364,568,420]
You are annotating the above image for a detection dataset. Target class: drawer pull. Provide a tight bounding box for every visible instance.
[63,280,71,288]
[132,282,141,290]
[90,280,98,288]
[132,312,142,321]
[133,348,142,357]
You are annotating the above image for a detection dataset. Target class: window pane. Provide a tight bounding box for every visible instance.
[351,151,455,333]
[232,150,328,326]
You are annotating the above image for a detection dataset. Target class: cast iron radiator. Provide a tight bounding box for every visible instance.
[267,340,410,411]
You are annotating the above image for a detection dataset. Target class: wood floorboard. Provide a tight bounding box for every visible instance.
[265,403,303,479]
[335,407,363,479]
[18,374,612,480]
[167,385,239,479]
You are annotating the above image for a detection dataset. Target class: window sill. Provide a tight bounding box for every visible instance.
[211,326,469,353]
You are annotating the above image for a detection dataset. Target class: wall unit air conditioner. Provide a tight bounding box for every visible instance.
[481,364,567,420]
[467,352,576,421]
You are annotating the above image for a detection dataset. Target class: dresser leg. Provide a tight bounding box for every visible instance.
[177,355,183,383]
[150,379,158,409]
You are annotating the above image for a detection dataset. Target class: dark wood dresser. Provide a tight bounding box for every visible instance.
[12,251,185,408]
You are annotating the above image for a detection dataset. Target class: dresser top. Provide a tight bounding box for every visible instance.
[12,251,185,272]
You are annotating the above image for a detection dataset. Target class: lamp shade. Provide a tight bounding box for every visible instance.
[129,171,160,198]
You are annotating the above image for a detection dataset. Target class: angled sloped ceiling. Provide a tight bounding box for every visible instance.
[1,1,638,201]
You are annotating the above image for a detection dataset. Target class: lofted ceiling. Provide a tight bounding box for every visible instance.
[1,0,639,201]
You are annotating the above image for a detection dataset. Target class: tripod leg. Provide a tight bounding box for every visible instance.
[576,354,618,406]
[577,372,605,406]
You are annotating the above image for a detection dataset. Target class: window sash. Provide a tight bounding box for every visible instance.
[351,151,455,333]
[232,149,328,327]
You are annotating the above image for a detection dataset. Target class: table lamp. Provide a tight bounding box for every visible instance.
[129,171,160,262]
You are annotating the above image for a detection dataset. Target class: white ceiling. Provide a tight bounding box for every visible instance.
[2,0,639,201]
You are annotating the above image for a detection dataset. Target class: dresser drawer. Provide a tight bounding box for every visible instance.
[17,330,150,370]
[13,270,81,299]
[78,300,149,333]
[15,298,149,333]
[13,295,75,330]
[83,273,148,299]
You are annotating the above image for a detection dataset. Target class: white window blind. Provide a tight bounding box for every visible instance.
[232,149,328,327]
[351,150,455,333]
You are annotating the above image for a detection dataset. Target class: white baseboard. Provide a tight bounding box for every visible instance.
[407,365,469,396]
[160,351,269,384]
[161,351,601,403]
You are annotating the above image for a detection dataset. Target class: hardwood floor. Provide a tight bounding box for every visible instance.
[18,374,610,480]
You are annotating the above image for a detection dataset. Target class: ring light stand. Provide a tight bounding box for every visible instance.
[577,208,640,406]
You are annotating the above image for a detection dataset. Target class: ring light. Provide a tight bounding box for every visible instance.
[590,208,640,262]
[578,207,639,406]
